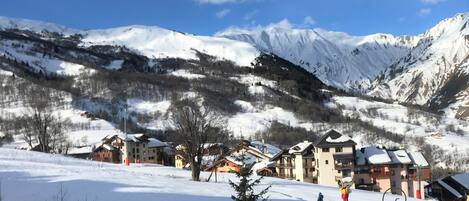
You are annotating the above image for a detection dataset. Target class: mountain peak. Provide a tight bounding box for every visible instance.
[0,16,77,35]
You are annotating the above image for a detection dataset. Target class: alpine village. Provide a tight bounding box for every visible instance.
[0,2,468,201]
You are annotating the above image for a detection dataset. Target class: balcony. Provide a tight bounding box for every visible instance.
[335,162,353,169]
[277,163,295,169]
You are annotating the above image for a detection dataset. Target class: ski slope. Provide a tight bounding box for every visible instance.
[0,148,416,201]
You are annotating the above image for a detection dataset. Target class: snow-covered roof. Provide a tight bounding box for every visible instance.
[203,143,223,149]
[388,150,412,164]
[355,149,367,165]
[251,160,275,174]
[148,138,167,148]
[362,146,392,164]
[288,141,313,154]
[249,141,281,158]
[451,173,469,189]
[225,152,257,166]
[326,135,351,143]
[408,152,429,167]
[102,144,116,151]
[315,129,356,148]
[67,146,93,155]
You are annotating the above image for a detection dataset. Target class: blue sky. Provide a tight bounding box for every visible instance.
[0,0,467,36]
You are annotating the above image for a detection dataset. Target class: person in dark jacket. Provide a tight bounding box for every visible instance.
[317,192,324,201]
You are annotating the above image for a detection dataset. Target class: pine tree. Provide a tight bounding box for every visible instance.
[229,155,271,201]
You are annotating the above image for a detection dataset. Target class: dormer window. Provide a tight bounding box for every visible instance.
[335,147,343,152]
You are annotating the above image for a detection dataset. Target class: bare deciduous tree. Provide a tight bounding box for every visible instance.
[169,97,224,181]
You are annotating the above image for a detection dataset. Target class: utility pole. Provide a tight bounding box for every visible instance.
[123,104,129,166]
[416,165,421,199]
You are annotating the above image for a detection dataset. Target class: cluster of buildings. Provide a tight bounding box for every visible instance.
[67,130,433,199]
[173,130,431,199]
[68,133,173,166]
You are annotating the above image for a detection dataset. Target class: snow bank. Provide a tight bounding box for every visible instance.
[170,69,205,79]
[227,104,311,137]
[0,148,417,201]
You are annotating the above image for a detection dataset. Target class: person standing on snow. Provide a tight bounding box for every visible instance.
[317,192,324,201]
[338,180,350,201]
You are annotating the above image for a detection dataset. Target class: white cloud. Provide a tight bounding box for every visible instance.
[302,16,316,27]
[215,19,293,36]
[419,0,446,4]
[216,9,231,18]
[244,10,258,20]
[196,0,245,4]
[418,8,431,17]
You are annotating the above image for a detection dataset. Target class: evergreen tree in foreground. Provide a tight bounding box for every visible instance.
[229,155,271,201]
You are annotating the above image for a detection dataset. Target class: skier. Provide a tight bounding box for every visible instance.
[338,180,350,201]
[317,192,324,201]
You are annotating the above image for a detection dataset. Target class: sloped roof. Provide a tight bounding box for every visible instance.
[408,152,429,167]
[315,129,356,148]
[451,173,469,189]
[364,146,392,164]
[249,141,282,158]
[148,138,167,148]
[388,150,412,164]
[288,141,314,154]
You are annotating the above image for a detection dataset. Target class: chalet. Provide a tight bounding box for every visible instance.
[235,140,281,161]
[206,141,280,175]
[205,152,258,173]
[355,146,430,198]
[427,173,469,201]
[314,129,356,186]
[271,141,316,182]
[92,144,120,163]
[91,134,170,165]
[67,146,93,159]
[174,143,227,169]
[146,138,167,165]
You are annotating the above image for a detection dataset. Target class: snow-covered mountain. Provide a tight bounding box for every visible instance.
[0,15,468,171]
[216,23,419,90]
[369,13,469,117]
[81,26,259,67]
[0,16,259,67]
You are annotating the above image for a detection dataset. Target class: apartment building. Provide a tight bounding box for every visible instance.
[92,134,169,165]
[271,141,316,182]
[314,130,357,186]
[355,146,430,198]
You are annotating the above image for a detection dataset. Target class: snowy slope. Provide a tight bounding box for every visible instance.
[0,148,415,201]
[81,26,259,67]
[326,95,469,168]
[369,13,469,116]
[0,16,259,67]
[0,16,77,35]
[216,24,419,90]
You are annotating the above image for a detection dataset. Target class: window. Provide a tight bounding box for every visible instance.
[322,148,329,152]
[335,147,343,152]
[391,181,396,187]
[338,170,341,173]
[391,170,395,176]
[325,160,329,165]
[359,179,365,184]
[143,144,146,148]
